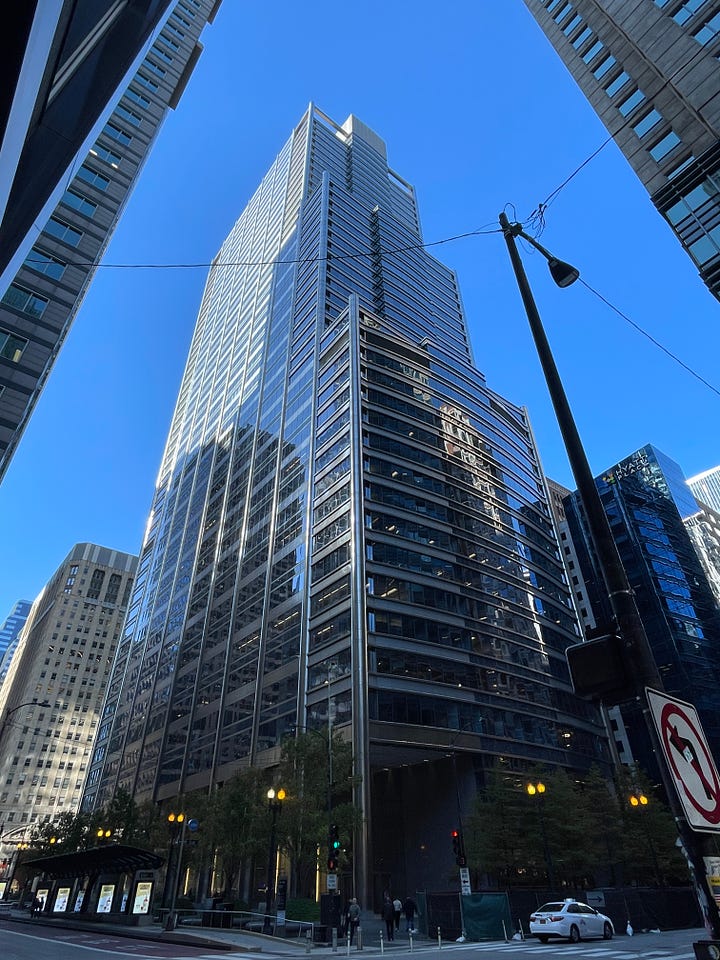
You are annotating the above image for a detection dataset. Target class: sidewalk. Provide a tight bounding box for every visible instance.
[4,907,432,955]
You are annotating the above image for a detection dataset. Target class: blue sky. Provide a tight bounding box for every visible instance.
[1,1,718,617]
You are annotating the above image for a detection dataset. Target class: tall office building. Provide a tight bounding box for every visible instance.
[563,445,720,771]
[522,0,720,299]
[85,106,608,900]
[688,464,720,513]
[0,544,136,844]
[0,0,221,483]
[0,600,32,681]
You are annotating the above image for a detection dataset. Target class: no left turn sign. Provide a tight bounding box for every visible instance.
[647,688,720,832]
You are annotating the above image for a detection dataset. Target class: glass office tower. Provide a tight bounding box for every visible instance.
[563,445,720,772]
[85,106,607,899]
[523,0,720,300]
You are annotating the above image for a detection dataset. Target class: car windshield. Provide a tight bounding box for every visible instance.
[536,903,565,913]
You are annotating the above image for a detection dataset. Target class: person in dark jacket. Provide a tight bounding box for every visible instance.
[403,895,417,933]
[382,896,395,941]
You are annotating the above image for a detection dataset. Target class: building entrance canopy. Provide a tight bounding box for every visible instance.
[24,844,163,880]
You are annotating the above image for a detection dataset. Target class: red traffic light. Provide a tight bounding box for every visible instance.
[451,829,459,838]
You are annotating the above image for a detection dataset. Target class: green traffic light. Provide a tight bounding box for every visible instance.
[332,840,340,849]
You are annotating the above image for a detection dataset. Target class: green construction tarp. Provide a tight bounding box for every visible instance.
[461,892,513,941]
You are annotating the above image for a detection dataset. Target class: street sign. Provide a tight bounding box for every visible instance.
[647,688,720,831]
[327,874,338,890]
[459,866,471,896]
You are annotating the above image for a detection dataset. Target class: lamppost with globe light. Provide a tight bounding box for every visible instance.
[629,792,661,885]
[526,782,554,892]
[263,788,286,935]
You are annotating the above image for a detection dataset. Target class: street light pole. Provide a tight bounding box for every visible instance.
[527,782,554,892]
[0,700,51,743]
[263,788,285,936]
[499,212,720,939]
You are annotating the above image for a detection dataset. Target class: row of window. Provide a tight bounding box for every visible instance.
[655,0,720,45]
[542,0,685,167]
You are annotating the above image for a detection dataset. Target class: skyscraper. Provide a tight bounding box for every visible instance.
[563,445,720,771]
[0,0,221,483]
[0,544,136,844]
[522,0,720,300]
[0,599,31,681]
[688,464,720,513]
[85,106,608,899]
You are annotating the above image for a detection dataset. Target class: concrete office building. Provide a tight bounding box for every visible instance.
[0,544,136,846]
[84,106,609,901]
[0,0,221,483]
[522,0,720,299]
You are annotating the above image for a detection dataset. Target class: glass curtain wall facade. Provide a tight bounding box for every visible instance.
[563,445,720,773]
[523,0,720,299]
[84,106,608,899]
[0,0,221,483]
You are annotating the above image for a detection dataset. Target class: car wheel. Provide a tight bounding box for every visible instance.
[569,925,580,943]
[538,936,549,944]
[603,922,612,940]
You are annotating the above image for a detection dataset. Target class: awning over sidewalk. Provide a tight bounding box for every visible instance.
[24,844,164,879]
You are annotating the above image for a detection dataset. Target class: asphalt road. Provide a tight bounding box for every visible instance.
[0,918,708,960]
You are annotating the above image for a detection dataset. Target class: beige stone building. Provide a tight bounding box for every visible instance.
[0,543,136,844]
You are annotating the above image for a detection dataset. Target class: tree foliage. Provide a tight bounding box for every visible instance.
[466,763,687,890]
[276,729,356,898]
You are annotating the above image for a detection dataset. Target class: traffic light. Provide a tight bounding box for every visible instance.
[327,824,340,872]
[451,829,467,867]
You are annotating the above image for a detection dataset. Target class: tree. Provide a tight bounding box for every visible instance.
[189,767,269,898]
[466,762,688,890]
[276,729,356,897]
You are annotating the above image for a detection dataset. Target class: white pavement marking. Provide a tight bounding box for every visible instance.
[0,926,164,956]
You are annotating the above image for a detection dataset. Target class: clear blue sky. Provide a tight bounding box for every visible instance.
[1,1,718,617]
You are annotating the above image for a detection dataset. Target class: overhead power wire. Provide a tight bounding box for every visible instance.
[579,278,720,399]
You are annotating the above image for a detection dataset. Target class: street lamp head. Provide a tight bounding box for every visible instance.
[547,257,579,289]
[526,783,536,796]
[267,788,275,801]
[277,788,286,801]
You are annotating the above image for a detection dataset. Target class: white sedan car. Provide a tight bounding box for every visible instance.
[529,900,614,943]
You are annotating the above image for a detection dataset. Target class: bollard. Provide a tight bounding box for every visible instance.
[357,925,363,951]
[437,925,442,949]
[332,927,338,952]
[409,930,414,952]
[502,919,508,942]
[306,929,312,954]
[380,930,384,955]
[347,931,351,956]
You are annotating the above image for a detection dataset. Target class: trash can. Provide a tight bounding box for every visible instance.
[313,924,328,943]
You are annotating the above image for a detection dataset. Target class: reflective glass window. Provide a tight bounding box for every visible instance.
[1,283,48,318]
[0,328,29,362]
[606,71,631,96]
[650,131,681,161]
[24,247,66,279]
[593,55,616,79]
[618,89,645,116]
[45,217,82,246]
[582,40,603,63]
[572,26,592,48]
[633,109,662,137]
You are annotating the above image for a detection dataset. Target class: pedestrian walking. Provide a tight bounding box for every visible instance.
[403,895,417,933]
[393,896,402,930]
[382,896,395,941]
[348,897,361,944]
